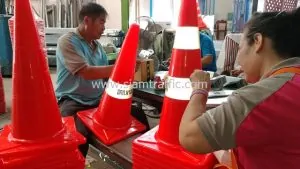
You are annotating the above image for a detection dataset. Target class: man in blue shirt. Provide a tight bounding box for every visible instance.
[200,32,217,72]
[55,3,149,157]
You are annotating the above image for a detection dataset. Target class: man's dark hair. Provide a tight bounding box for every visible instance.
[244,7,300,58]
[79,3,108,22]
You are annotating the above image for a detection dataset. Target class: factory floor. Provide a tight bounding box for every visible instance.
[0,67,159,169]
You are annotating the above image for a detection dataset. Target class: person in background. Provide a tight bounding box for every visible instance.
[166,32,217,72]
[179,8,300,169]
[200,32,217,72]
[55,3,149,158]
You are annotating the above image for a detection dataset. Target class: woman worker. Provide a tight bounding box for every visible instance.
[179,8,300,169]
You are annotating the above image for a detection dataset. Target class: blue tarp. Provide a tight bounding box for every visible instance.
[0,0,6,14]
[0,14,13,76]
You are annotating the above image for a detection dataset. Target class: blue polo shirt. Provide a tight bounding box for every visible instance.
[55,30,108,106]
[200,33,217,72]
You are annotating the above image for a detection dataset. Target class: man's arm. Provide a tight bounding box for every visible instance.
[77,58,141,80]
[58,35,114,80]
[77,65,114,80]
[202,55,213,66]
[200,34,216,67]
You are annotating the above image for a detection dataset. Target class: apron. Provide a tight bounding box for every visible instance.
[213,66,300,169]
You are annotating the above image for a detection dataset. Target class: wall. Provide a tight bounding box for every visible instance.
[96,0,121,29]
[214,0,234,21]
[30,0,236,28]
[140,0,150,17]
[30,0,121,29]
[257,0,265,12]
[31,0,57,16]
[154,0,234,23]
[30,0,42,15]
[129,0,183,28]
[152,0,172,22]
[129,0,151,27]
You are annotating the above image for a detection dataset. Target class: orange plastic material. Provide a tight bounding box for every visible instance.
[196,0,208,30]
[0,0,85,168]
[156,0,202,144]
[133,127,217,169]
[77,24,146,145]
[0,118,85,169]
[132,0,216,168]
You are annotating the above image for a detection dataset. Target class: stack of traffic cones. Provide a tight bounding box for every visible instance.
[77,24,146,145]
[196,0,208,30]
[132,0,217,168]
[0,0,85,168]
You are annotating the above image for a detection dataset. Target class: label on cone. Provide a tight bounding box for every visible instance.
[173,27,200,50]
[105,79,133,99]
[165,76,193,100]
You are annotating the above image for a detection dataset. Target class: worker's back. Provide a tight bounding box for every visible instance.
[198,58,300,169]
[234,71,300,169]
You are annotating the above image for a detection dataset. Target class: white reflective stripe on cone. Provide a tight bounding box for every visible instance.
[105,79,133,99]
[173,26,200,50]
[165,76,193,100]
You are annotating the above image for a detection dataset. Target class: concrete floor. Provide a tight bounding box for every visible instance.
[0,67,159,169]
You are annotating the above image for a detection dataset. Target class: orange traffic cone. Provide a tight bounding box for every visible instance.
[132,0,217,168]
[0,0,85,168]
[196,0,208,30]
[77,23,146,145]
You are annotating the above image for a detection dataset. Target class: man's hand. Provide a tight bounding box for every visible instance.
[135,60,141,73]
[190,70,211,92]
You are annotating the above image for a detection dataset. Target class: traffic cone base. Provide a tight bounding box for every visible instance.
[0,149,84,169]
[0,117,86,169]
[78,108,146,145]
[133,126,217,169]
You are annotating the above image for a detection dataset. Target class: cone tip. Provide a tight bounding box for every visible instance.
[177,0,198,27]
[128,23,140,32]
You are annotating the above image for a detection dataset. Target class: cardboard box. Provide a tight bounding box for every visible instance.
[134,59,154,82]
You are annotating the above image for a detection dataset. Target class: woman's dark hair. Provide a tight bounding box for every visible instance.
[244,7,300,58]
[79,3,108,22]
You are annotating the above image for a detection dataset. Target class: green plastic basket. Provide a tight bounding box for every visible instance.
[107,53,118,61]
